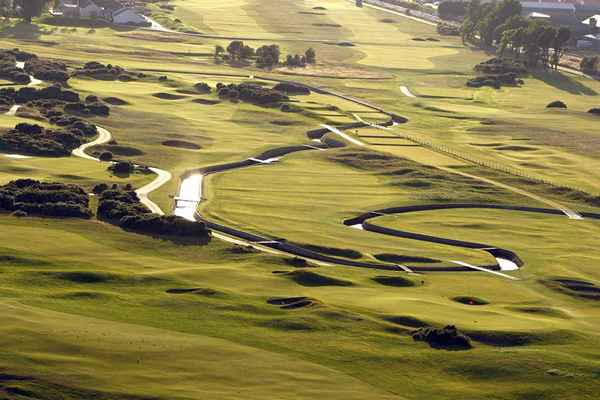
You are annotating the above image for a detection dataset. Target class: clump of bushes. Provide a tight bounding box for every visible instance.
[474,58,527,75]
[24,58,69,83]
[588,108,600,115]
[467,58,526,89]
[109,161,135,174]
[547,100,567,109]
[0,51,31,85]
[97,186,211,240]
[0,85,110,118]
[0,123,90,156]
[216,82,288,105]
[194,82,211,93]
[73,61,137,81]
[273,82,311,95]
[0,179,91,218]
[437,22,460,36]
[412,325,472,350]
[466,72,521,89]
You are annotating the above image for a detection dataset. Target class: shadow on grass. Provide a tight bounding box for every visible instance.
[532,70,598,96]
[0,22,47,40]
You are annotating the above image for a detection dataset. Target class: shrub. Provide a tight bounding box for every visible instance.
[0,123,86,156]
[194,82,211,93]
[110,161,135,174]
[0,179,91,219]
[412,325,472,350]
[98,151,113,161]
[273,82,311,95]
[217,83,288,105]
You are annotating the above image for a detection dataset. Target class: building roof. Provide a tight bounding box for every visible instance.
[528,11,551,18]
[521,1,576,11]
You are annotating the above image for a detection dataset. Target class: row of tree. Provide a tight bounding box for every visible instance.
[215,41,316,69]
[0,0,51,23]
[462,0,570,69]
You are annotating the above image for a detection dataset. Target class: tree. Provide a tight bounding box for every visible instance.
[240,45,255,60]
[226,40,244,61]
[0,0,13,20]
[16,0,50,23]
[256,44,280,68]
[551,27,570,70]
[305,48,316,64]
[214,45,224,57]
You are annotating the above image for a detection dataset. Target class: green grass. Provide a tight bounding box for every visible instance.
[0,0,599,398]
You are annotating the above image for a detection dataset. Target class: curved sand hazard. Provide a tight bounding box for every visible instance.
[70,126,171,215]
[5,105,21,116]
[71,126,113,161]
[321,124,365,146]
[142,16,174,33]
[400,86,416,98]
[136,167,172,215]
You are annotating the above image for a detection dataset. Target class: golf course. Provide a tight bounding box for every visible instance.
[0,0,599,399]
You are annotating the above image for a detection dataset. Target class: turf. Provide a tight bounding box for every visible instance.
[0,0,599,398]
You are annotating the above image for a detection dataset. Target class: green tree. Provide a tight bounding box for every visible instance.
[305,48,316,64]
[551,27,571,70]
[226,40,244,61]
[16,0,50,23]
[214,45,224,57]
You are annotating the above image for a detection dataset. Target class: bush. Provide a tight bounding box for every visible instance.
[437,22,460,36]
[412,325,472,350]
[217,83,288,105]
[110,161,135,174]
[96,187,211,240]
[98,151,113,161]
[273,82,311,95]
[547,100,567,109]
[194,82,211,93]
[0,179,91,219]
[0,123,86,156]
[24,58,69,83]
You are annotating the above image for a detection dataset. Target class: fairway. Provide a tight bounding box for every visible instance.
[0,0,599,399]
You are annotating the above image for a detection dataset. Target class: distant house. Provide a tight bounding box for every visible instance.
[56,0,147,26]
[521,1,576,18]
[112,8,146,25]
[58,0,103,18]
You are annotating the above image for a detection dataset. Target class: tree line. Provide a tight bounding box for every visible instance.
[462,0,571,69]
[0,1,53,23]
[215,41,316,69]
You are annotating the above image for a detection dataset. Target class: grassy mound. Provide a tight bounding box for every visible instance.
[267,296,321,309]
[464,329,573,347]
[152,93,188,100]
[283,270,354,287]
[192,98,220,105]
[298,243,362,259]
[95,144,144,156]
[102,97,129,106]
[507,306,570,318]
[161,140,201,150]
[452,296,489,305]
[374,253,440,264]
[541,277,600,300]
[412,325,472,350]
[547,100,567,109]
[165,288,221,296]
[383,315,429,328]
[372,275,417,287]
